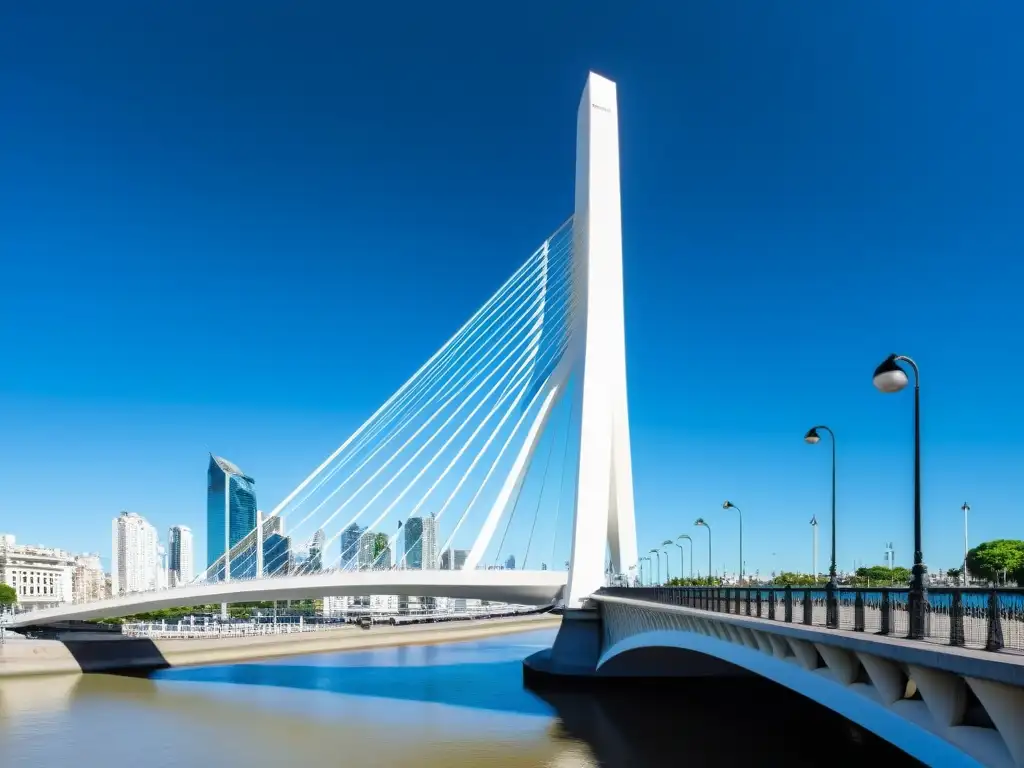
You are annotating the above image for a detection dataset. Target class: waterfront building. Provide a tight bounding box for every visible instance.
[167,525,194,586]
[209,514,292,579]
[0,534,76,609]
[71,554,107,604]
[206,454,257,573]
[156,544,168,590]
[111,511,159,596]
[403,513,438,570]
[357,530,376,569]
[374,533,392,570]
[422,513,438,569]
[440,548,470,570]
[340,523,364,568]
[307,528,326,573]
[264,530,292,576]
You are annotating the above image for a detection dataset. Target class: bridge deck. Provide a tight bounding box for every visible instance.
[3,570,568,629]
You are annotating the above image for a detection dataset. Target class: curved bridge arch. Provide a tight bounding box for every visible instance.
[594,597,1024,768]
[598,630,976,767]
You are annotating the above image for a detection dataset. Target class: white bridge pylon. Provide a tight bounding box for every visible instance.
[186,72,638,611]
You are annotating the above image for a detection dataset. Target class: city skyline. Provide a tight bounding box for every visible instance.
[2,5,1022,579]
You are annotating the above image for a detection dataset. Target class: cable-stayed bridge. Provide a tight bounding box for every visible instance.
[9,71,637,629]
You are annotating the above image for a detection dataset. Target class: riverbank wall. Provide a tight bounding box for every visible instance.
[0,614,560,679]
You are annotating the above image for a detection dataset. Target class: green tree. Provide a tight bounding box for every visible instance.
[771,571,818,586]
[0,583,17,607]
[667,576,722,586]
[966,540,1024,584]
[373,533,390,561]
[852,565,910,585]
[946,568,962,584]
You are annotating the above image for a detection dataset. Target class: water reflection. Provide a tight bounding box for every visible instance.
[0,628,919,767]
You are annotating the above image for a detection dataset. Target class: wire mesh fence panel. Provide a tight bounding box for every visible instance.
[999,592,1024,652]
[889,591,909,637]
[837,590,858,630]
[862,592,883,634]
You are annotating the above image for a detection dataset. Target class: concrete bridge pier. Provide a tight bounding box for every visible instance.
[523,605,746,687]
[523,608,603,683]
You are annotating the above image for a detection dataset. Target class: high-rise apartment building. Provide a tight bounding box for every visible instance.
[373,532,391,570]
[206,455,257,573]
[168,525,194,586]
[422,513,438,570]
[71,554,107,604]
[357,530,392,569]
[306,529,326,573]
[111,512,159,596]
[403,513,438,570]
[357,530,375,569]
[156,544,168,590]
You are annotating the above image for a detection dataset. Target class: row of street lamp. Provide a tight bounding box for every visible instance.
[637,353,930,640]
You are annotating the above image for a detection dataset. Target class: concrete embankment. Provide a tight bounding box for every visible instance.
[0,615,560,679]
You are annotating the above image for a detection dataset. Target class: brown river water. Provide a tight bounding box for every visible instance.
[0,627,917,766]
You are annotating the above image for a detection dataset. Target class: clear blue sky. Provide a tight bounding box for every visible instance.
[1,3,1022,578]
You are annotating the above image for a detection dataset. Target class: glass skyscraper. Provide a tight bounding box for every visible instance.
[404,513,438,570]
[340,523,364,569]
[206,454,257,572]
[404,517,424,569]
[167,525,194,585]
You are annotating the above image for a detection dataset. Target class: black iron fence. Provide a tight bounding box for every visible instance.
[596,585,1024,654]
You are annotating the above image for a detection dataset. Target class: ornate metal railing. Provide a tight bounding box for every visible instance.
[596,586,1024,654]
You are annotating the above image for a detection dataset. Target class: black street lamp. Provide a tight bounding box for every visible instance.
[694,518,712,584]
[722,501,743,583]
[677,534,694,579]
[805,425,838,628]
[661,540,674,582]
[649,548,661,586]
[873,353,926,640]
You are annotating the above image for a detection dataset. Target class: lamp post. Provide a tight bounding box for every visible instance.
[873,353,926,639]
[673,541,685,583]
[677,534,694,578]
[694,519,711,584]
[804,425,838,628]
[722,501,743,583]
[961,502,970,586]
[810,515,819,583]
[649,549,661,586]
[638,557,645,586]
[661,540,674,583]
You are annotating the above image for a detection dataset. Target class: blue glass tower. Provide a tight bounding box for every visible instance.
[206,454,258,573]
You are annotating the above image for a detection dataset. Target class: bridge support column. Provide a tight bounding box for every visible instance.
[523,609,604,685]
[565,71,637,609]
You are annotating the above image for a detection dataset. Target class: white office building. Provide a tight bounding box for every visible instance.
[111,512,159,596]
[168,525,194,586]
